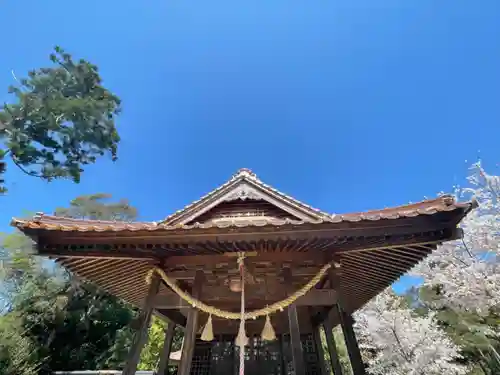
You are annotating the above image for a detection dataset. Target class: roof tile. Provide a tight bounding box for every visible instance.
[11,195,476,233]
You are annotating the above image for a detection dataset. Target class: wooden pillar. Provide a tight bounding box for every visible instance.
[336,306,366,375]
[156,322,176,375]
[278,334,286,375]
[312,324,328,375]
[178,270,204,375]
[325,263,365,375]
[123,274,161,375]
[283,267,306,375]
[323,318,343,375]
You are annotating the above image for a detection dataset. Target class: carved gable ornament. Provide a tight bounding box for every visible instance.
[161,169,329,226]
[224,184,262,202]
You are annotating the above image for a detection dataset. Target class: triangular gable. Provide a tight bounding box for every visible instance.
[162,169,330,226]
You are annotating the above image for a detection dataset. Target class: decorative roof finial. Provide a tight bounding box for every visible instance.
[233,168,257,180]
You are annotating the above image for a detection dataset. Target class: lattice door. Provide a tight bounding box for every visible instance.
[188,334,321,375]
[270,334,322,375]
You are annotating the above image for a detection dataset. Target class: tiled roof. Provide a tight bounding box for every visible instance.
[11,194,476,233]
[160,168,332,225]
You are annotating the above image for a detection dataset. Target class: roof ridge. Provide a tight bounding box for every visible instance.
[160,168,330,225]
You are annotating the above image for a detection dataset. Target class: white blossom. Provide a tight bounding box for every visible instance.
[354,289,467,375]
[412,161,500,315]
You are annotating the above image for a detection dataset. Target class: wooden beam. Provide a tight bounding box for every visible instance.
[155,295,191,309]
[160,235,449,266]
[37,214,459,245]
[36,227,456,268]
[153,288,337,309]
[156,309,187,328]
[208,312,313,335]
[284,267,306,375]
[42,250,157,261]
[37,242,159,260]
[298,288,338,306]
[314,266,341,325]
[163,251,326,267]
[122,274,160,375]
[177,270,203,375]
[156,323,176,375]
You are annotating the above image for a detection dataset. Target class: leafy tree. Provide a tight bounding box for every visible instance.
[320,327,353,375]
[1,193,184,374]
[54,193,137,221]
[0,193,139,374]
[0,313,41,375]
[138,317,169,370]
[137,317,184,373]
[0,46,121,193]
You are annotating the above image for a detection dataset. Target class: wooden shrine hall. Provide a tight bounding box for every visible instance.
[12,169,475,375]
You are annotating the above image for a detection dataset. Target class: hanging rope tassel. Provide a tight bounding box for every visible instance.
[235,319,248,347]
[201,314,214,341]
[261,314,276,341]
[235,253,248,375]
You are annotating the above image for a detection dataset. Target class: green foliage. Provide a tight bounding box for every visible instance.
[320,327,353,375]
[0,46,121,192]
[408,285,500,374]
[0,232,39,289]
[0,193,140,374]
[138,317,168,370]
[0,313,41,375]
[54,193,137,220]
[138,317,183,372]
[10,274,135,374]
[0,149,6,193]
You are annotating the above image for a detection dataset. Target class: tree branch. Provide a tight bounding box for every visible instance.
[9,155,44,178]
[391,317,412,364]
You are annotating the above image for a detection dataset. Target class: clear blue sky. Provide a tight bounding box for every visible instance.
[1,0,499,292]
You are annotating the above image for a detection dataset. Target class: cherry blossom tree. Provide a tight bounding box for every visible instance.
[354,288,467,375]
[412,162,500,315]
[409,161,500,373]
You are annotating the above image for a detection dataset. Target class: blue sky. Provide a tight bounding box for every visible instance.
[1,0,499,292]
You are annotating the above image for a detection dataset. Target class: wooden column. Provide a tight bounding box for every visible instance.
[336,306,366,375]
[283,267,306,375]
[278,334,286,375]
[178,270,204,375]
[323,318,343,375]
[327,263,364,375]
[156,322,176,375]
[123,274,161,375]
[312,324,328,375]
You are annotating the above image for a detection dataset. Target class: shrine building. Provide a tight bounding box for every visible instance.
[12,169,475,375]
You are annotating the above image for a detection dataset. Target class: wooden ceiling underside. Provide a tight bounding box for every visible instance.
[55,233,444,330]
